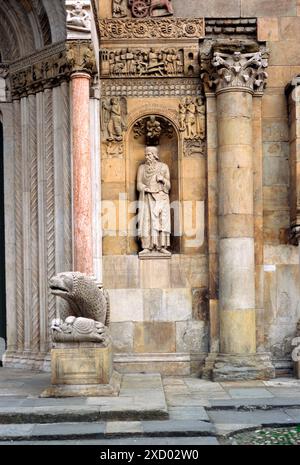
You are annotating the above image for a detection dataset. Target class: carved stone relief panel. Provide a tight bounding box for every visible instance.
[112,0,174,19]
[100,46,199,78]
[66,0,91,38]
[101,96,127,157]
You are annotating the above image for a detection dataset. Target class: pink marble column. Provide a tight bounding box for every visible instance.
[71,72,93,274]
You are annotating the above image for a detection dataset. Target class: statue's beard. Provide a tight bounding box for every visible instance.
[146,158,157,167]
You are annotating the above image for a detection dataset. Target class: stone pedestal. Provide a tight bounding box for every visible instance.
[41,343,121,397]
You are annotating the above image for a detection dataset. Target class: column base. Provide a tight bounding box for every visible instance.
[209,353,275,382]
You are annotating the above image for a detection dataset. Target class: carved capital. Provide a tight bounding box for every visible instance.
[201,45,269,94]
[66,41,96,75]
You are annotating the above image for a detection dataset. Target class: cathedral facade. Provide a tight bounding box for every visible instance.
[0,0,300,380]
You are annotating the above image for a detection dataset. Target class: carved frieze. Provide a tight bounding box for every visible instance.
[101,78,202,97]
[10,41,96,97]
[201,46,269,94]
[100,47,199,78]
[99,18,205,39]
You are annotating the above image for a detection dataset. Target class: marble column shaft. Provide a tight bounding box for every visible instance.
[216,88,256,354]
[71,72,93,275]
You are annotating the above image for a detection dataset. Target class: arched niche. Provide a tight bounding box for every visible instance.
[126,113,181,254]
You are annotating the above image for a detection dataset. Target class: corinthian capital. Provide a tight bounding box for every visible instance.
[201,45,269,94]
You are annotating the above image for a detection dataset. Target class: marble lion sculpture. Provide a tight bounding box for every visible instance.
[49,272,110,344]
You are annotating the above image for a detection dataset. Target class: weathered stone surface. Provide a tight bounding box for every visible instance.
[176,321,208,353]
[133,322,176,353]
[173,0,242,17]
[241,0,297,17]
[110,322,134,353]
[109,289,144,322]
[50,344,113,386]
[212,353,275,382]
[257,18,279,42]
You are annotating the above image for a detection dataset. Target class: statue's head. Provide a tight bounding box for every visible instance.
[145,146,159,163]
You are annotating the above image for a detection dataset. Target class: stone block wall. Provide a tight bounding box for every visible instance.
[97,0,300,375]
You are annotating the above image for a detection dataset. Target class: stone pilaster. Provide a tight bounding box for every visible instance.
[202,45,275,381]
[286,76,300,245]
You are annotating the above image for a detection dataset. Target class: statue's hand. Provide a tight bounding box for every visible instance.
[144,187,151,192]
[156,175,164,183]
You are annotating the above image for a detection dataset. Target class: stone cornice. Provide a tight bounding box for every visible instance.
[99,17,205,40]
[201,42,269,94]
[9,41,96,98]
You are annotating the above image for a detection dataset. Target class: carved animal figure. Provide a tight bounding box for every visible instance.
[49,272,110,326]
[150,0,174,16]
[51,316,110,344]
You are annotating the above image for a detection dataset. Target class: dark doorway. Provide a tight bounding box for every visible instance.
[0,121,6,346]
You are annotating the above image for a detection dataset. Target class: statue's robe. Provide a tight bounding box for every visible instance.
[137,161,171,250]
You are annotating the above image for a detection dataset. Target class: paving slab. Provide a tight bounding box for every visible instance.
[0,436,220,445]
[165,395,210,407]
[208,398,300,409]
[266,387,300,397]
[283,408,300,421]
[142,420,216,437]
[168,406,210,422]
[227,388,274,399]
[208,410,296,427]
[105,421,143,436]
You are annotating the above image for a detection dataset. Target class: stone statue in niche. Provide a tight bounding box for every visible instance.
[101,97,127,142]
[133,116,173,146]
[137,146,171,258]
[146,116,162,145]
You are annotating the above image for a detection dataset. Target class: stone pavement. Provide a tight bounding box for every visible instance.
[0,368,300,444]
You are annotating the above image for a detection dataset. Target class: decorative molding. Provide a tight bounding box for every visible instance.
[99,17,205,39]
[205,18,257,37]
[10,41,96,98]
[100,46,198,78]
[101,78,202,97]
[44,89,56,341]
[29,94,40,353]
[201,45,269,94]
[10,42,66,73]
[13,100,24,352]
